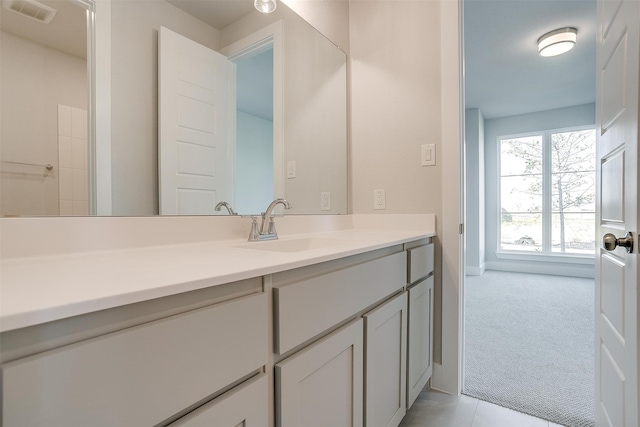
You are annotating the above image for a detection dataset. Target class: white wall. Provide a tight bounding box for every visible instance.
[282,0,350,55]
[465,108,485,275]
[1,31,86,216]
[282,11,347,215]
[110,1,220,216]
[484,103,596,277]
[349,0,446,366]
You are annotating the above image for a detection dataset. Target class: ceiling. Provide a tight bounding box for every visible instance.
[464,0,597,119]
[166,0,255,30]
[2,0,595,122]
[1,0,87,58]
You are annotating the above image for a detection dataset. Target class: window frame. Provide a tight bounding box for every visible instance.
[496,124,596,261]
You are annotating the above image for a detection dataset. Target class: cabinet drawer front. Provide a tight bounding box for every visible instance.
[274,251,406,354]
[171,373,268,427]
[407,243,434,283]
[1,292,268,426]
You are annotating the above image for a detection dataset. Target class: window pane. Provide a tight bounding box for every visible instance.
[501,136,543,176]
[551,171,596,213]
[552,212,595,254]
[551,130,596,174]
[501,213,542,252]
[501,175,542,214]
[551,129,596,254]
[501,136,543,252]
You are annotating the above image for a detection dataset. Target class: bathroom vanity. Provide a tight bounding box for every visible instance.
[0,215,435,427]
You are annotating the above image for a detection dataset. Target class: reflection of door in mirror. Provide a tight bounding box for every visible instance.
[159,25,278,216]
[158,26,234,216]
[0,0,88,216]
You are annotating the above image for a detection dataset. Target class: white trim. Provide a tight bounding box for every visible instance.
[495,251,594,264]
[484,262,595,278]
[433,0,463,396]
[465,265,486,276]
[94,0,111,215]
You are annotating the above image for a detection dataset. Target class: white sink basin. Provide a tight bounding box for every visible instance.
[235,237,346,253]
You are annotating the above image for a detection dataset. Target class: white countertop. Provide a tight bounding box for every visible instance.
[1,216,435,333]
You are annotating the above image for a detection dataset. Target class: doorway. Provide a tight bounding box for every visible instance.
[462,0,597,426]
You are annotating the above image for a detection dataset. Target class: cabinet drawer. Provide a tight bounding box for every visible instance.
[171,373,268,427]
[407,243,434,283]
[1,292,268,426]
[274,251,406,355]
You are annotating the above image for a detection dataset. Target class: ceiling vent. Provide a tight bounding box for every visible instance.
[2,0,57,24]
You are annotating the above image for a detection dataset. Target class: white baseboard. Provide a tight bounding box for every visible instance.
[465,264,486,276]
[484,261,594,278]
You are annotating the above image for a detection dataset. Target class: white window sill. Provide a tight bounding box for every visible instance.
[495,250,595,265]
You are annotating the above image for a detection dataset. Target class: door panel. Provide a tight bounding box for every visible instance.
[595,0,639,425]
[601,34,627,131]
[600,254,625,338]
[601,151,624,222]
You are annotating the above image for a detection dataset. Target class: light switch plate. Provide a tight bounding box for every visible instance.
[321,192,331,211]
[287,161,296,178]
[421,144,436,166]
[374,189,386,210]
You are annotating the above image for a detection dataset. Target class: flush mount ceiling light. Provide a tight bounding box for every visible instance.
[255,0,276,13]
[538,27,578,57]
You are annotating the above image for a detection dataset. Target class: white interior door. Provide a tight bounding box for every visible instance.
[595,0,639,425]
[158,27,235,215]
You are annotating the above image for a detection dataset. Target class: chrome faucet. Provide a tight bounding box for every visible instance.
[214,201,237,216]
[248,198,292,241]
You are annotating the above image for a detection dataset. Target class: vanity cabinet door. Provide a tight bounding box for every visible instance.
[364,292,407,427]
[170,373,268,427]
[276,319,364,427]
[407,276,434,408]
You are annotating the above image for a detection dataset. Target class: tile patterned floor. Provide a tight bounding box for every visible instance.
[400,390,566,427]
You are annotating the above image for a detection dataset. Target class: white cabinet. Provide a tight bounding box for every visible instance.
[170,373,269,427]
[276,319,364,427]
[1,290,268,426]
[272,249,407,427]
[1,237,435,426]
[273,251,407,354]
[405,241,435,409]
[364,292,408,427]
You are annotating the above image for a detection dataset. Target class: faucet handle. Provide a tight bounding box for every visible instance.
[267,216,277,235]
[248,216,260,241]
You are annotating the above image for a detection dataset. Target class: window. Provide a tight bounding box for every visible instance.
[499,128,596,255]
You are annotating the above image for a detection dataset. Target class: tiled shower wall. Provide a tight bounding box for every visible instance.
[58,105,88,216]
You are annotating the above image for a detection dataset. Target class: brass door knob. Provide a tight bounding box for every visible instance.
[603,232,634,253]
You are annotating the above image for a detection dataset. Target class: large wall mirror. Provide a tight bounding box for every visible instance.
[0,0,348,217]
